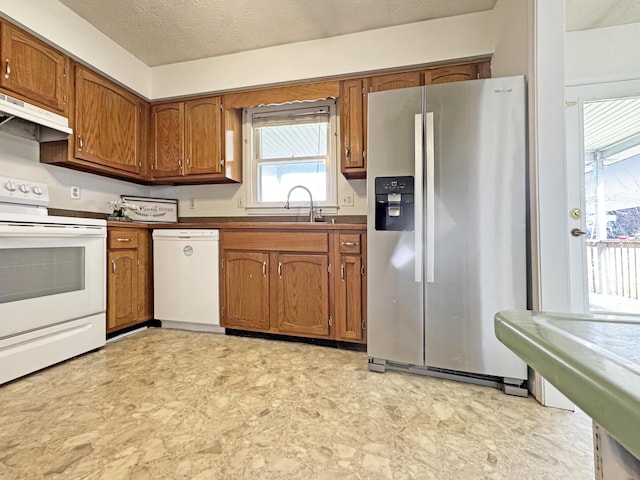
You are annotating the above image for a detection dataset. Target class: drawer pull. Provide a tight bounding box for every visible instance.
[340,241,359,247]
[116,238,132,242]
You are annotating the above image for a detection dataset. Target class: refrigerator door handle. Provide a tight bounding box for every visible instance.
[414,114,423,283]
[425,111,435,283]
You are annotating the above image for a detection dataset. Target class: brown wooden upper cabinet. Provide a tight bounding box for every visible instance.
[369,71,421,93]
[0,22,69,115]
[150,97,242,183]
[424,63,487,84]
[75,65,143,175]
[339,78,368,180]
[40,63,149,182]
[339,61,490,179]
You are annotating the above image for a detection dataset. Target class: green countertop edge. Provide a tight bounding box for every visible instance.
[495,311,640,460]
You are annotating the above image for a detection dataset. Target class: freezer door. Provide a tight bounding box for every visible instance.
[367,86,425,365]
[423,76,528,380]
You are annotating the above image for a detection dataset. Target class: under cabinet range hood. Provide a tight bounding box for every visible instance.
[0,93,72,142]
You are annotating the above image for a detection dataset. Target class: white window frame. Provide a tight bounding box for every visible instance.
[243,99,338,215]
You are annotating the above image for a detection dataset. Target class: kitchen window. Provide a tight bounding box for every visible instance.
[244,99,338,213]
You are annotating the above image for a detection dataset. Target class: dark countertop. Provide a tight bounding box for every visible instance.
[106,220,366,231]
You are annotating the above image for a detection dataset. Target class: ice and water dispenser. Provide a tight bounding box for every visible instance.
[374,176,414,231]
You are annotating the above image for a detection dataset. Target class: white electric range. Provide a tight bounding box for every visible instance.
[0,176,106,384]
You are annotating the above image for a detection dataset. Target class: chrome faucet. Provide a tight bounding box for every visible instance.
[284,185,314,223]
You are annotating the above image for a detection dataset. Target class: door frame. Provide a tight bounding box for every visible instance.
[565,79,640,313]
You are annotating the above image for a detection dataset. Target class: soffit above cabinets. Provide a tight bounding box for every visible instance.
[56,0,497,67]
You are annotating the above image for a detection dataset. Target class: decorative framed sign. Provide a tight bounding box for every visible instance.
[120,195,178,223]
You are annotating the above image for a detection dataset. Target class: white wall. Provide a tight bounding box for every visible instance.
[150,12,494,99]
[151,173,367,219]
[0,133,150,214]
[491,0,530,78]
[566,22,640,86]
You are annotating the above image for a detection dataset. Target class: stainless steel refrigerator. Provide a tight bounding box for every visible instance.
[366,76,528,396]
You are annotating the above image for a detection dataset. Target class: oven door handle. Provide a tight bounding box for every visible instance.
[0,225,106,237]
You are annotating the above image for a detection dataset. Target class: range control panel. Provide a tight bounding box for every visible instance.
[0,176,50,207]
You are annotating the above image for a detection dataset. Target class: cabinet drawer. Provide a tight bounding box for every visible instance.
[108,230,139,249]
[339,234,361,254]
[223,231,328,253]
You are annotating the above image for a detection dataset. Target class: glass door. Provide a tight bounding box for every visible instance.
[566,81,640,315]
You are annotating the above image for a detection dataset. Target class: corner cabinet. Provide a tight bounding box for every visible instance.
[150,97,242,184]
[339,60,491,179]
[0,22,69,115]
[107,227,153,334]
[74,66,144,175]
[40,64,150,183]
[220,227,366,344]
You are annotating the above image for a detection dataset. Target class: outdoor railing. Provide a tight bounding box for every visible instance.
[586,239,640,300]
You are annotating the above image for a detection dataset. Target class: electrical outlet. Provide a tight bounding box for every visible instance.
[188,198,195,209]
[70,186,81,199]
[237,196,245,208]
[341,193,354,207]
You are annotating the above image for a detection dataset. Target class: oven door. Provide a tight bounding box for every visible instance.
[0,223,106,338]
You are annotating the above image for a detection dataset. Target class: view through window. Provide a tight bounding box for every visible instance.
[246,100,337,209]
[583,96,640,314]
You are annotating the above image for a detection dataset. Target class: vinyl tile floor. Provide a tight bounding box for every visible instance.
[0,328,594,479]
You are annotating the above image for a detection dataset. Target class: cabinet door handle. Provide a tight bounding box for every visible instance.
[341,263,345,280]
[344,145,350,159]
[78,135,84,150]
[178,158,183,169]
[4,59,10,79]
[340,241,359,247]
[262,261,267,276]
[116,238,132,242]
[278,262,282,278]
[187,156,191,168]
[111,259,116,273]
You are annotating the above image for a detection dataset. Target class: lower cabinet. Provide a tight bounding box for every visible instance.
[107,227,153,334]
[333,233,367,342]
[224,250,270,330]
[220,228,366,343]
[275,253,330,337]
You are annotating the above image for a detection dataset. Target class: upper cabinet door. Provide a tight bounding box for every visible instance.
[369,71,421,93]
[221,106,243,183]
[151,102,184,177]
[424,64,481,85]
[185,97,222,175]
[0,22,69,114]
[75,66,140,173]
[339,78,367,178]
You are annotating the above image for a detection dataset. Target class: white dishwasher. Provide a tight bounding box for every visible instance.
[153,229,223,333]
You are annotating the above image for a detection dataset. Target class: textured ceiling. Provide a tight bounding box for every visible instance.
[56,0,640,67]
[56,0,497,67]
[566,0,640,31]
